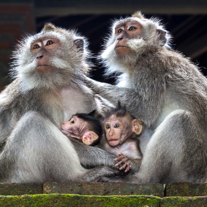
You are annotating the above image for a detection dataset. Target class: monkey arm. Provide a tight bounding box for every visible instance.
[83,76,165,126]
[70,139,118,169]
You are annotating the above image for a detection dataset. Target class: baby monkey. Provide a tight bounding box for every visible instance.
[61,103,143,173]
[102,102,143,173]
[61,112,102,146]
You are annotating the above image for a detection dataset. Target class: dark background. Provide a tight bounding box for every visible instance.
[0,0,207,87]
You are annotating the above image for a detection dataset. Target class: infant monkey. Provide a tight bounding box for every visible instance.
[61,112,102,146]
[61,103,143,173]
[102,102,143,173]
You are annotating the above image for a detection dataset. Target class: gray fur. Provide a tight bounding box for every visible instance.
[84,12,207,183]
[0,23,117,183]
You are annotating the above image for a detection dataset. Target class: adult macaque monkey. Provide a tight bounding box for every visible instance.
[0,23,118,183]
[84,12,207,183]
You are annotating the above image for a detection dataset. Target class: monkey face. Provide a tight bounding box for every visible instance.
[31,36,61,74]
[114,21,142,56]
[12,23,91,91]
[104,115,134,147]
[61,115,89,139]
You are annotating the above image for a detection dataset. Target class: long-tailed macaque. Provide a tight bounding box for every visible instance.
[83,12,207,183]
[61,103,143,173]
[0,23,118,183]
[61,113,102,146]
[102,103,143,173]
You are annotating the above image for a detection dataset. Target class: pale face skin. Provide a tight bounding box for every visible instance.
[31,36,60,73]
[114,21,142,56]
[104,114,134,147]
[61,115,88,139]
[61,115,99,146]
[104,114,143,172]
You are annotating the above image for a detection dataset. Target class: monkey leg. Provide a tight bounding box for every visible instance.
[0,111,117,183]
[134,109,207,183]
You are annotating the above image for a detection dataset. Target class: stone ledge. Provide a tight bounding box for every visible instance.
[0,183,42,195]
[1,182,207,197]
[0,183,207,206]
[0,194,207,207]
[43,182,164,196]
[166,183,207,196]
[0,194,161,207]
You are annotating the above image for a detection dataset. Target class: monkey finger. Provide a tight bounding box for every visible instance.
[115,159,127,167]
[124,165,131,173]
[119,163,127,171]
[114,156,125,162]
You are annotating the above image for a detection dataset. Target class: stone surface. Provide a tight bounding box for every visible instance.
[0,194,160,207]
[161,196,207,207]
[166,183,207,196]
[0,183,43,195]
[43,181,164,196]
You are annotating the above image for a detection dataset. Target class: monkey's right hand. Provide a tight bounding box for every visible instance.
[114,153,132,173]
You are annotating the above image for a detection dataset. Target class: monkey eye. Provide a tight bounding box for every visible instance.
[46,40,54,46]
[105,124,110,129]
[71,120,75,124]
[114,123,120,128]
[32,44,40,49]
[128,26,136,31]
[117,28,123,33]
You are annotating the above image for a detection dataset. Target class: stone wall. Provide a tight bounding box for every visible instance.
[1,182,207,206]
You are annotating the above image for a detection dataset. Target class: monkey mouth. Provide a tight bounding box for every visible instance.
[36,65,51,72]
[108,139,119,143]
[36,64,51,68]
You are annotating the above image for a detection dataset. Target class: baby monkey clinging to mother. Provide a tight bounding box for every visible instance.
[61,102,143,173]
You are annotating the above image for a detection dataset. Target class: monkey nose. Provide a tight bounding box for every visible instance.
[36,55,43,59]
[109,130,113,136]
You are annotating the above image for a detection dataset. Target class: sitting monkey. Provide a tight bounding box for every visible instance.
[61,102,143,173]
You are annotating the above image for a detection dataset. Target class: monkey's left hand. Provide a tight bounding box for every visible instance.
[114,153,132,173]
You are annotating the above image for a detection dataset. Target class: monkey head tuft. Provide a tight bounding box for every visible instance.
[132,11,145,19]
[42,23,57,31]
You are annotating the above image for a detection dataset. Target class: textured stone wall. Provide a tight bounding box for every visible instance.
[1,182,207,206]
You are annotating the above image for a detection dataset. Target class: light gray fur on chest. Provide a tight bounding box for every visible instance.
[60,85,95,121]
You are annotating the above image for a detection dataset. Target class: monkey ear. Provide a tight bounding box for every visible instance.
[132,119,143,135]
[157,29,167,46]
[82,131,99,146]
[74,38,84,51]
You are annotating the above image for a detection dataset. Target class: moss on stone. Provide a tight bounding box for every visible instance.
[0,194,160,207]
[0,195,23,207]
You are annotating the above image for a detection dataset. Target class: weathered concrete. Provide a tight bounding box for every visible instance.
[0,183,43,195]
[161,196,207,207]
[43,181,164,196]
[166,183,207,196]
[0,182,207,206]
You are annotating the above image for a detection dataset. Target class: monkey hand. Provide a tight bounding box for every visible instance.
[82,75,106,93]
[114,153,132,173]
